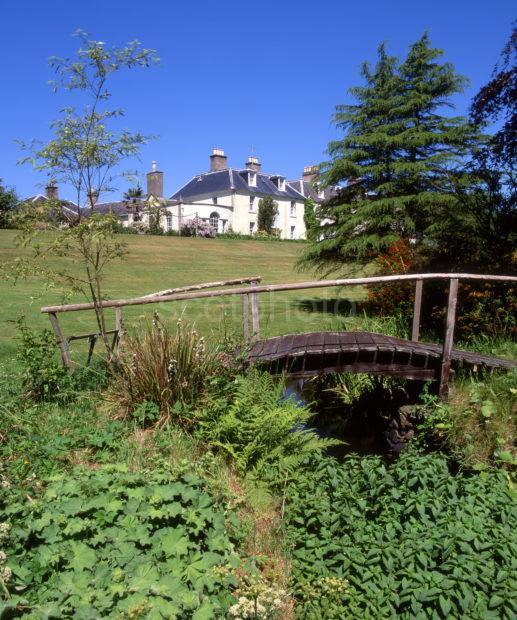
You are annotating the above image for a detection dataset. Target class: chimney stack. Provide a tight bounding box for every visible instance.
[302,165,320,184]
[210,148,228,172]
[245,155,261,173]
[146,161,164,198]
[45,183,58,200]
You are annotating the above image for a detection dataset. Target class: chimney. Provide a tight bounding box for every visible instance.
[245,155,261,173]
[146,161,164,198]
[45,183,58,200]
[302,165,320,184]
[210,148,228,172]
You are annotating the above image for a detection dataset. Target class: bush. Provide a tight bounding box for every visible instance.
[285,450,517,619]
[180,217,216,238]
[16,317,71,402]
[0,465,241,617]
[418,371,517,469]
[107,315,224,427]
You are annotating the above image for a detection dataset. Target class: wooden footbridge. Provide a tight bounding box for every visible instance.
[41,273,517,400]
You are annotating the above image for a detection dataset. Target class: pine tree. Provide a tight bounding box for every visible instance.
[300,35,481,275]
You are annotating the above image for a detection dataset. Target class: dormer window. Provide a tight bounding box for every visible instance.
[248,171,257,187]
[212,196,218,205]
[271,175,286,192]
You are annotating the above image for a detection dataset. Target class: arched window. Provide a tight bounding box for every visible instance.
[209,212,219,231]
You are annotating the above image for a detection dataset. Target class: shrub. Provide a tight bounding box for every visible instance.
[285,450,517,619]
[180,217,216,238]
[366,240,416,317]
[0,465,241,617]
[15,317,70,402]
[196,370,339,484]
[107,315,223,426]
[418,371,517,469]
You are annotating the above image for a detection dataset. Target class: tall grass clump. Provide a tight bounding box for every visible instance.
[107,314,223,426]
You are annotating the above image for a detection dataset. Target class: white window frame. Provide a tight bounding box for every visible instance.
[209,211,219,231]
[290,225,295,239]
[290,201,296,216]
[249,196,255,212]
[248,172,257,187]
[249,221,255,234]
[166,212,172,231]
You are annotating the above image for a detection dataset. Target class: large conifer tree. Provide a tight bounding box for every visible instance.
[300,34,481,275]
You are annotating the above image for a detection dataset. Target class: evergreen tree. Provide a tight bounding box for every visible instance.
[257,195,278,234]
[300,35,481,275]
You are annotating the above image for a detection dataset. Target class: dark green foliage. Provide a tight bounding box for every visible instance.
[0,466,241,618]
[257,196,279,234]
[0,181,18,229]
[300,34,481,275]
[285,451,517,619]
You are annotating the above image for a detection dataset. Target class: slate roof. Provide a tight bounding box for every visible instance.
[287,180,341,204]
[171,169,305,202]
[91,197,178,217]
[23,194,80,222]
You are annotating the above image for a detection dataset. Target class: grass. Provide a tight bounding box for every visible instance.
[0,230,368,363]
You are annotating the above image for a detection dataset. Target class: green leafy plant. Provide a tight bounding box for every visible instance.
[0,465,242,618]
[284,450,517,619]
[197,370,339,485]
[15,316,70,402]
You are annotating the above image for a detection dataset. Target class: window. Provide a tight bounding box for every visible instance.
[249,196,255,212]
[290,201,296,216]
[166,212,172,231]
[209,212,219,231]
[212,196,218,205]
[248,172,257,187]
[290,225,296,240]
[249,221,255,234]
[279,178,286,191]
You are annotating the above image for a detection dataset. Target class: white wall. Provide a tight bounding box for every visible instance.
[169,192,306,239]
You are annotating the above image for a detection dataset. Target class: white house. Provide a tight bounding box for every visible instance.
[168,149,307,239]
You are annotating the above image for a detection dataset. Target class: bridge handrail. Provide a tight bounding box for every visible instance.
[40,273,517,314]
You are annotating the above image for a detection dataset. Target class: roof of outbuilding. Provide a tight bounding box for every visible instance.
[171,169,305,202]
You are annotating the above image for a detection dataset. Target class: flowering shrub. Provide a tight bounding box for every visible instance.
[180,217,216,238]
[229,574,287,619]
[366,240,416,317]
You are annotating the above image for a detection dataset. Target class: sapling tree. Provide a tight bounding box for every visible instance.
[12,32,159,364]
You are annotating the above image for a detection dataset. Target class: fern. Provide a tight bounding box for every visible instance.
[204,370,340,485]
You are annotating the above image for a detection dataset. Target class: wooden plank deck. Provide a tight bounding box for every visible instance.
[248,331,516,380]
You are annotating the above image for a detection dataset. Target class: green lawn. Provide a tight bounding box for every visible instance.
[0,231,366,362]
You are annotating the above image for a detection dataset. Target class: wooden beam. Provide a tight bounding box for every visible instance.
[48,312,72,368]
[242,293,250,345]
[139,276,262,300]
[250,281,260,340]
[41,273,517,315]
[411,279,423,341]
[439,278,459,400]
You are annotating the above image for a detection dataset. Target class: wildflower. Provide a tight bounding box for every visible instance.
[0,565,12,582]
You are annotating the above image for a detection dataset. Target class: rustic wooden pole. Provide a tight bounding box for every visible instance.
[48,312,72,368]
[411,279,423,342]
[114,307,123,351]
[250,281,260,340]
[439,278,459,400]
[242,293,250,344]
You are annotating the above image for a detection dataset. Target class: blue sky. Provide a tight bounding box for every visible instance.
[1,0,514,202]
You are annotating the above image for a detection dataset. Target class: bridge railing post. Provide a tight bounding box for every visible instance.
[439,278,459,400]
[250,281,260,341]
[411,279,423,341]
[242,292,250,345]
